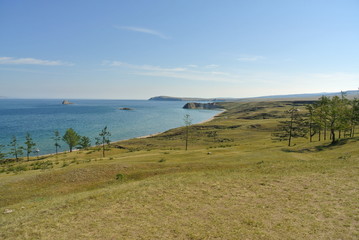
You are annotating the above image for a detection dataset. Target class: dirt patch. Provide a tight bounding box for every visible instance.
[248,124,262,129]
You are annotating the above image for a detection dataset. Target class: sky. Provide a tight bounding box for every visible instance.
[0,0,358,99]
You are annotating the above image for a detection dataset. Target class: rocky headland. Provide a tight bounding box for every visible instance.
[183,102,223,110]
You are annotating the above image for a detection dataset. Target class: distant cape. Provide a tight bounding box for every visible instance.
[148,96,224,101]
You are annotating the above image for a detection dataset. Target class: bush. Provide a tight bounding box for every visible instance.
[116,173,125,181]
[6,165,28,173]
[30,161,53,170]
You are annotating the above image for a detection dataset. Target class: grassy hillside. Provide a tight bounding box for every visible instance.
[1,101,358,239]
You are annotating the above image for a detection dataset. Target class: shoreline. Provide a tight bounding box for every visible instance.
[195,109,225,125]
[21,110,226,158]
[133,109,225,140]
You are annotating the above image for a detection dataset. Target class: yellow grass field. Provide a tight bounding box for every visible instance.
[1,101,358,239]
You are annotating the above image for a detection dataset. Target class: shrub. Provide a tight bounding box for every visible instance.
[31,161,53,170]
[62,161,69,168]
[116,173,125,181]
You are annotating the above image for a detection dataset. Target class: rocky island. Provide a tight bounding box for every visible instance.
[62,100,74,105]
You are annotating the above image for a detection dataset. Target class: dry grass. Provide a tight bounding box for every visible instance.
[1,101,358,239]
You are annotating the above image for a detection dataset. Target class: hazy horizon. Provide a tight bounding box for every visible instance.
[2,88,358,101]
[1,1,358,99]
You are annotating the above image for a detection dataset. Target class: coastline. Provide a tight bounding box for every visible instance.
[33,109,225,157]
[195,109,225,125]
[134,110,225,140]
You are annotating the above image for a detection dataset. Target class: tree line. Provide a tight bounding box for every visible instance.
[0,126,111,162]
[273,93,359,146]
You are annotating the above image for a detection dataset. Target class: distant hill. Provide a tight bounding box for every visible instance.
[149,90,359,102]
[254,90,359,99]
[148,96,224,101]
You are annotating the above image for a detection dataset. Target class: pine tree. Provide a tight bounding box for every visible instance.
[8,136,23,161]
[24,133,36,161]
[317,96,330,141]
[349,98,359,137]
[52,130,61,154]
[62,128,80,152]
[272,106,308,146]
[96,126,111,157]
[78,136,91,150]
[306,105,316,142]
[327,96,348,143]
[0,144,6,162]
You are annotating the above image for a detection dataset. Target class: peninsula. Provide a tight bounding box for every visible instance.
[183,102,223,110]
[148,96,223,101]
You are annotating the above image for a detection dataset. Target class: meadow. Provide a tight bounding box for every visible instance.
[1,101,358,239]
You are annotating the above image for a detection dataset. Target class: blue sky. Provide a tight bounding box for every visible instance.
[0,0,358,99]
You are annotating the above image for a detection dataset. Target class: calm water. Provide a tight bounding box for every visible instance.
[0,99,219,155]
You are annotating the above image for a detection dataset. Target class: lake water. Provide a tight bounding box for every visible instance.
[0,99,220,155]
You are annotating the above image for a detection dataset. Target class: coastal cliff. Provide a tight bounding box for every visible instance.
[183,102,222,110]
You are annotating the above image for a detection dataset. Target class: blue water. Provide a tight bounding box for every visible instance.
[0,99,219,155]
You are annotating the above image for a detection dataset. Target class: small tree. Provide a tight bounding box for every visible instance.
[317,96,330,140]
[184,114,192,150]
[96,126,111,157]
[62,128,80,152]
[78,136,91,150]
[349,98,359,137]
[327,95,350,143]
[52,130,61,154]
[272,106,308,146]
[8,136,23,161]
[0,144,6,162]
[305,105,321,142]
[24,133,36,161]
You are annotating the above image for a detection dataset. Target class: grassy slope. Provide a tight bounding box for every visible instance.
[0,101,358,240]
